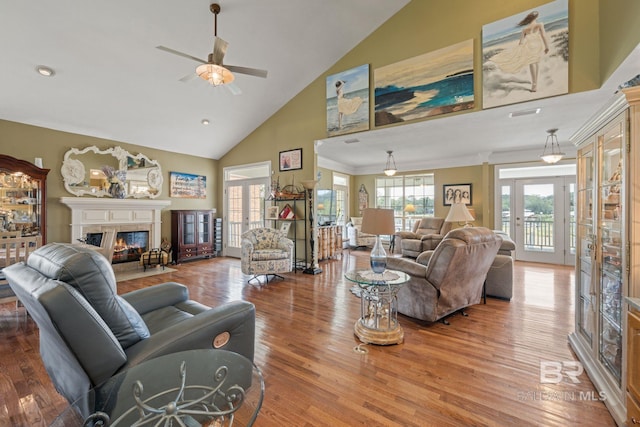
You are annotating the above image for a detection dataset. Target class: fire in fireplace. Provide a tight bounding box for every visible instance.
[112,231,149,264]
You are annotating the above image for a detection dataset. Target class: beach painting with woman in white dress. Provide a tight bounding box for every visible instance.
[326,64,369,137]
[482,0,568,109]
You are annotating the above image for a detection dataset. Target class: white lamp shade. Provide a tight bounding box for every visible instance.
[445,203,474,223]
[361,208,395,235]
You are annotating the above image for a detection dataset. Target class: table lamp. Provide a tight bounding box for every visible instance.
[404,204,416,214]
[360,208,395,273]
[445,203,475,227]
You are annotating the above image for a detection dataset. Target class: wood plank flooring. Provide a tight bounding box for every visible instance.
[0,251,616,426]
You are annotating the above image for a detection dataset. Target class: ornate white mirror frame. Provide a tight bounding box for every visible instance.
[61,146,163,198]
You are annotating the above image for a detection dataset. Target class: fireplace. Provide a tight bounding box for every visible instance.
[60,197,171,269]
[112,231,149,264]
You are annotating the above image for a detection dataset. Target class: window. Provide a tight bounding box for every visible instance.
[375,174,434,231]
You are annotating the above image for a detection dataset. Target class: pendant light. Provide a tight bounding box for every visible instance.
[383,150,397,176]
[540,128,565,164]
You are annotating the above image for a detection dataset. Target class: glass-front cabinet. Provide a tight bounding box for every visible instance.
[0,154,49,243]
[569,86,640,426]
[598,115,625,383]
[576,143,595,344]
[170,210,215,263]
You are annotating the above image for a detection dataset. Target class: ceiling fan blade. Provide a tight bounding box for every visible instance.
[156,46,206,64]
[225,82,242,96]
[226,65,268,79]
[212,36,228,65]
[179,72,197,83]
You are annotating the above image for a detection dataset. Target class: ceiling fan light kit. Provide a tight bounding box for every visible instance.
[156,3,267,93]
[196,63,234,86]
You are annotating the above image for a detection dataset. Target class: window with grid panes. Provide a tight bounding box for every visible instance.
[375,174,434,232]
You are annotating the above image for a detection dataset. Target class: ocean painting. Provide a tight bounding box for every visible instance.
[374,39,474,127]
[482,0,568,109]
[326,64,370,137]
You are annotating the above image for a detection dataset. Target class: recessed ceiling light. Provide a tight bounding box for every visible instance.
[344,138,359,144]
[201,119,210,125]
[509,108,541,118]
[36,66,55,77]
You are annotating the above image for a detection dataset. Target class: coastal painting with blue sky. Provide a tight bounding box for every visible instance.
[373,39,474,127]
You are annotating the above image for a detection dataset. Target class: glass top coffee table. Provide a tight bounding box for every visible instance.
[51,349,264,426]
[345,269,409,345]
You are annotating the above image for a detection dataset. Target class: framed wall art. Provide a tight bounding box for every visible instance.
[326,64,370,137]
[374,39,474,126]
[482,0,568,109]
[443,183,472,206]
[279,222,291,235]
[169,172,206,199]
[266,206,279,220]
[279,148,302,172]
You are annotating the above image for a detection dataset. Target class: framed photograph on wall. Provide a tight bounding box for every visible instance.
[279,148,302,171]
[266,206,279,220]
[443,183,472,206]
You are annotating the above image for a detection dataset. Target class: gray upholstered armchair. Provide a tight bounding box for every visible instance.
[394,217,452,257]
[241,227,294,283]
[386,227,501,323]
[4,243,256,406]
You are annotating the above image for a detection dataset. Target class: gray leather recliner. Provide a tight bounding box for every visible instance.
[4,243,256,406]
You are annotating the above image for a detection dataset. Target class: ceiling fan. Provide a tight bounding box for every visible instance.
[156,3,268,95]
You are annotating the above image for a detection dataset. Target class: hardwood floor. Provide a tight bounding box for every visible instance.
[0,251,616,426]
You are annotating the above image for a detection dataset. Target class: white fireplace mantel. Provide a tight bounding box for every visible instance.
[60,197,171,248]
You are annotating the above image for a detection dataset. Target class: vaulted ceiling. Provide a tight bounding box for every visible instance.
[2,1,639,174]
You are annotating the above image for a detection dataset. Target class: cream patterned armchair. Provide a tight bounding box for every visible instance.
[346,216,376,249]
[241,227,294,284]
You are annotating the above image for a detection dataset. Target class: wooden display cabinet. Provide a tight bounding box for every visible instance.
[0,154,49,243]
[170,209,216,263]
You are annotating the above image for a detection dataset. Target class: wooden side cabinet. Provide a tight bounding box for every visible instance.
[171,210,215,263]
[628,308,640,425]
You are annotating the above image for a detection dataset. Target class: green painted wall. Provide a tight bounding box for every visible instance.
[0,120,217,243]
[599,0,640,82]
[3,0,640,244]
[220,0,639,229]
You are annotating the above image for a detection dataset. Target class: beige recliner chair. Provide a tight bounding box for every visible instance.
[394,217,452,257]
[346,217,376,249]
[386,227,501,323]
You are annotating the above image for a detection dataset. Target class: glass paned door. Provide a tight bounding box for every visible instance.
[514,178,567,264]
[224,179,267,258]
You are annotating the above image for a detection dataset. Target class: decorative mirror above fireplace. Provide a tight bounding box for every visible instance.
[61,146,163,198]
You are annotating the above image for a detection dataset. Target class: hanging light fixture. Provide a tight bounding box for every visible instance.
[540,128,565,164]
[383,150,397,176]
[196,62,235,86]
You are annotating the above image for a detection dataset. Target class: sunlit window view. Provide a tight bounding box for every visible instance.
[375,174,435,232]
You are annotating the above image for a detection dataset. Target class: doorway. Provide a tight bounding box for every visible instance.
[223,162,270,258]
[497,164,575,266]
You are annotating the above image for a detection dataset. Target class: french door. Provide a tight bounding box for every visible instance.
[223,162,270,258]
[512,177,575,265]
